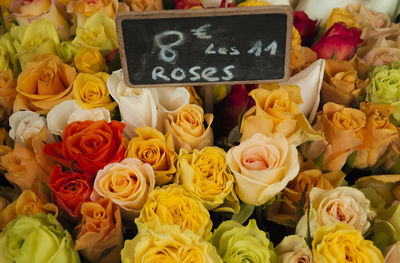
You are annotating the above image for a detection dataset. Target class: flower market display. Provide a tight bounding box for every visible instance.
[2,0,400,262]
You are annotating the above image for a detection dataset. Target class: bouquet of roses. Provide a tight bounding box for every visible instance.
[1,0,400,262]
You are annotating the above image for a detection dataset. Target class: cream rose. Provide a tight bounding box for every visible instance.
[9,111,46,146]
[226,133,299,206]
[107,70,189,138]
[91,158,155,219]
[384,241,400,263]
[275,235,313,263]
[47,100,111,136]
[296,186,376,237]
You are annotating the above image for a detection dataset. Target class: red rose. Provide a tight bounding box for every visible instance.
[44,120,125,175]
[312,22,362,60]
[174,0,203,9]
[294,11,317,46]
[49,165,93,222]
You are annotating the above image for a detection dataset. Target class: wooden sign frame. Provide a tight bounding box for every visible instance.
[116,6,293,88]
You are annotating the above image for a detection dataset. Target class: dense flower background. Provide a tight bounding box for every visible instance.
[1,0,400,262]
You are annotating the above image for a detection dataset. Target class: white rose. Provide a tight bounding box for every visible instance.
[384,241,400,263]
[296,0,399,24]
[275,235,313,263]
[108,70,189,138]
[47,100,111,136]
[226,133,299,206]
[9,111,46,145]
[280,59,325,123]
[296,186,376,237]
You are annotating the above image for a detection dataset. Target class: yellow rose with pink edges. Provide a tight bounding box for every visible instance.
[91,158,155,219]
[67,0,118,28]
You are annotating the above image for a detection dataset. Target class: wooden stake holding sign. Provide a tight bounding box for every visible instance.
[116,6,293,112]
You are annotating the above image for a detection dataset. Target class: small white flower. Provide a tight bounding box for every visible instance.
[9,111,46,145]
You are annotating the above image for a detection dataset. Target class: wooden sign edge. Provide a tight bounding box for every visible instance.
[116,6,293,89]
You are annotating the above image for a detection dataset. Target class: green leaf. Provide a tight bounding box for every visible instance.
[314,153,324,169]
[231,202,255,224]
[294,185,308,223]
[389,159,400,174]
[306,199,312,248]
[346,151,358,168]
[39,180,52,200]
[373,232,390,253]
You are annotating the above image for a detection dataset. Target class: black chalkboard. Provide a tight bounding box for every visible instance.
[116,6,293,88]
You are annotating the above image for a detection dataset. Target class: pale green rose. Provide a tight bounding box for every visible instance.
[0,213,80,263]
[366,62,400,123]
[210,219,279,263]
[71,13,118,55]
[0,32,20,77]
[121,223,222,263]
[9,18,60,70]
[174,147,240,213]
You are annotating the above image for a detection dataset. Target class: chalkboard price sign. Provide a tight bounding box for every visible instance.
[116,6,293,88]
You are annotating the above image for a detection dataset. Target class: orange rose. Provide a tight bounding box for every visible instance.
[13,54,77,114]
[67,0,118,28]
[0,69,16,126]
[322,56,370,107]
[0,190,58,229]
[44,120,125,176]
[75,198,123,263]
[301,102,366,171]
[126,0,163,11]
[354,103,399,169]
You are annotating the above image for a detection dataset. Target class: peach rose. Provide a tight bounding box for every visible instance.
[354,103,399,168]
[383,131,400,173]
[241,85,323,146]
[91,158,155,219]
[346,4,400,40]
[13,54,77,114]
[357,35,400,67]
[0,190,58,229]
[75,198,123,263]
[269,158,345,225]
[290,28,317,75]
[0,69,16,126]
[8,0,70,39]
[226,133,299,206]
[67,0,118,28]
[301,102,366,171]
[165,104,213,152]
[321,56,370,107]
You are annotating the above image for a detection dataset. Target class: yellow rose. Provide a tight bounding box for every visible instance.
[354,103,399,169]
[121,223,222,263]
[71,13,118,55]
[301,102,366,171]
[165,104,213,152]
[14,54,77,114]
[0,70,16,125]
[226,133,299,206]
[241,85,323,146]
[238,0,268,7]
[125,127,177,186]
[290,45,317,76]
[269,158,345,225]
[296,187,375,237]
[0,190,58,229]
[174,147,239,213]
[92,158,155,219]
[72,72,117,110]
[136,184,212,240]
[325,8,362,31]
[9,0,70,39]
[74,49,106,74]
[185,86,203,106]
[126,0,163,11]
[383,133,400,173]
[67,0,118,28]
[322,56,370,107]
[312,223,384,263]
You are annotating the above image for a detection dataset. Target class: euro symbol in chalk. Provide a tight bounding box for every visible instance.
[191,24,212,40]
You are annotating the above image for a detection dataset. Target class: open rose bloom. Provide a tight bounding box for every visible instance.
[2,2,400,262]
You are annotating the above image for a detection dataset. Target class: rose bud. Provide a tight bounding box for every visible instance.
[294,11,317,46]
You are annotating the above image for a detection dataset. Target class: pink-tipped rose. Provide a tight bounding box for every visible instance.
[312,22,363,60]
